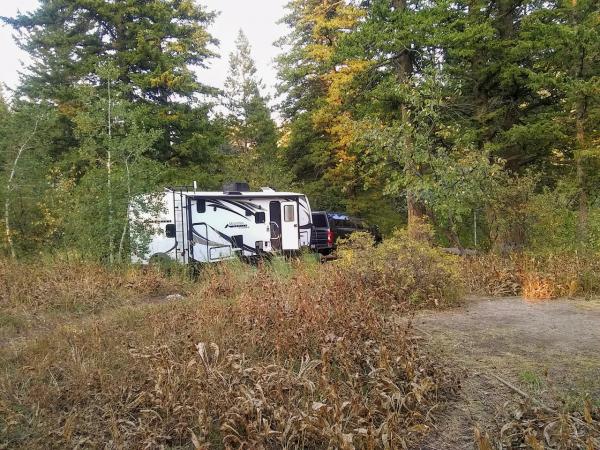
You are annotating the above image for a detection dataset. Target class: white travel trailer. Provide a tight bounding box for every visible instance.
[130,183,313,264]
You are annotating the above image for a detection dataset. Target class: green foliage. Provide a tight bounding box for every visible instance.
[2,0,222,164]
[528,186,600,253]
[222,30,287,189]
[278,0,600,249]
[0,102,60,255]
[337,228,464,307]
[1,0,600,260]
[224,30,277,153]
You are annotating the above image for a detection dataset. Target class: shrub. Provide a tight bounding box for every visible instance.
[461,253,521,297]
[519,252,600,300]
[338,229,464,308]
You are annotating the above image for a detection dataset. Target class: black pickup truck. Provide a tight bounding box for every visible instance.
[311,211,381,255]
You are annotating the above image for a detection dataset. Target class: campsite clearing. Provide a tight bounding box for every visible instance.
[413,296,600,449]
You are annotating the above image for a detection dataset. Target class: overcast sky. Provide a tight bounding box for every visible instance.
[0,0,288,101]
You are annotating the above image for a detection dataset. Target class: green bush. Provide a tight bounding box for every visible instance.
[338,228,463,308]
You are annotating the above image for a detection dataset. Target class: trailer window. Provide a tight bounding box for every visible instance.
[196,199,206,213]
[284,205,295,222]
[165,224,176,238]
[311,213,327,227]
[255,212,265,224]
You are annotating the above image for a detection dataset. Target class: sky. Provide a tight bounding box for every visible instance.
[0,0,289,100]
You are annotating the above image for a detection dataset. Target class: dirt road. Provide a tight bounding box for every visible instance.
[412,296,600,449]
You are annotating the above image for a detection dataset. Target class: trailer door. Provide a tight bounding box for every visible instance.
[281,201,299,250]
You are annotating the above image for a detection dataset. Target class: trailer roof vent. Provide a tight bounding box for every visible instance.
[261,187,275,192]
[223,182,250,194]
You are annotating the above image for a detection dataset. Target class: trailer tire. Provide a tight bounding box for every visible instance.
[148,253,174,270]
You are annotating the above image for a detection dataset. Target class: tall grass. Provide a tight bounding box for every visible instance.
[462,252,600,300]
[0,258,190,341]
[0,233,462,448]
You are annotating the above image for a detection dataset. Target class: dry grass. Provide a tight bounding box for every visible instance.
[476,400,600,449]
[462,252,600,300]
[461,253,521,297]
[0,259,190,341]
[0,238,462,449]
[0,259,189,312]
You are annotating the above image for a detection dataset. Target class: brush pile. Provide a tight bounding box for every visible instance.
[0,235,461,448]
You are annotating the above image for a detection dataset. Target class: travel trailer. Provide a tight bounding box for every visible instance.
[130,183,313,264]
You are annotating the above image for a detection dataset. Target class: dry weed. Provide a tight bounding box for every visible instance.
[493,400,600,449]
[0,257,460,449]
[462,253,521,297]
[0,259,187,313]
[462,252,600,300]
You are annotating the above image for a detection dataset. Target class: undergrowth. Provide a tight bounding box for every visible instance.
[0,258,190,312]
[476,400,600,449]
[0,259,190,341]
[0,233,461,448]
[463,252,600,300]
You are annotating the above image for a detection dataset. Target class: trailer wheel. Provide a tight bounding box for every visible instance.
[148,253,175,272]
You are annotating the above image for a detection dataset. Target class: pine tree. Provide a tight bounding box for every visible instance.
[515,0,600,242]
[2,0,220,165]
[319,0,505,244]
[221,30,285,187]
[276,0,365,209]
[223,30,277,153]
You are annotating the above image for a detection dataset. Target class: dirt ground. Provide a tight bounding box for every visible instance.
[411,296,600,449]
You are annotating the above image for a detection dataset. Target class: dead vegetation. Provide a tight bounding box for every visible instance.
[477,400,600,450]
[0,234,461,448]
[0,258,190,312]
[462,252,600,300]
[0,258,190,340]
[3,236,598,448]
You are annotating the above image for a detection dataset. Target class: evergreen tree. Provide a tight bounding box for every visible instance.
[514,0,600,242]
[223,30,277,153]
[2,0,221,165]
[222,30,287,188]
[276,0,365,209]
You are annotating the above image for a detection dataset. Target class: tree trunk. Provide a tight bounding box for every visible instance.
[575,104,588,242]
[392,0,429,238]
[118,154,132,261]
[4,119,39,258]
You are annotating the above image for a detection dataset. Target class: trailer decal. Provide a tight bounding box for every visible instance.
[206,199,251,221]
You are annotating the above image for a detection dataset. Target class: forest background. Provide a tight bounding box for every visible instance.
[1,0,599,261]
